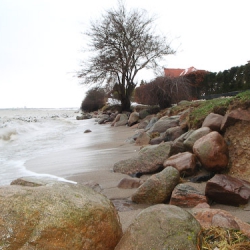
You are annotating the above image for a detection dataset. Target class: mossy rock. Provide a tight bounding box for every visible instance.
[0,182,122,250]
[115,204,201,250]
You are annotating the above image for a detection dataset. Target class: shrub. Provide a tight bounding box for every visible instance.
[80,88,106,112]
[135,76,191,109]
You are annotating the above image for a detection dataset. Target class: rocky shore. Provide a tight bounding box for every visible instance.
[1,96,250,249]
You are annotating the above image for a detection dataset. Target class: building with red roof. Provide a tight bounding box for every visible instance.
[164,66,198,77]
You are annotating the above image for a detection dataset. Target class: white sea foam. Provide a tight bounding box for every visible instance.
[0,108,90,185]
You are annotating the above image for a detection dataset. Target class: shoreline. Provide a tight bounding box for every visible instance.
[25,122,140,178]
[25,121,144,231]
[25,120,250,232]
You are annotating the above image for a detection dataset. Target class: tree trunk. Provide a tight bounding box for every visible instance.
[121,95,131,111]
[116,79,133,112]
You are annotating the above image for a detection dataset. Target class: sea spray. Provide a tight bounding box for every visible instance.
[0,108,85,185]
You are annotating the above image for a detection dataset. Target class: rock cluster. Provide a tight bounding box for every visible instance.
[114,107,250,208]
[2,103,250,249]
[112,104,250,247]
[13,104,247,249]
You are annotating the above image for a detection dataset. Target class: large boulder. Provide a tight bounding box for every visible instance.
[138,109,150,120]
[163,126,185,142]
[221,108,250,132]
[137,114,156,129]
[135,131,150,146]
[193,131,229,172]
[205,174,250,206]
[202,112,224,131]
[131,167,180,204]
[163,151,197,177]
[149,115,180,133]
[111,113,128,127]
[170,183,207,207]
[114,113,128,127]
[169,130,194,156]
[115,204,201,250]
[149,135,164,145]
[113,142,172,175]
[128,112,139,126]
[98,114,110,124]
[111,114,121,126]
[183,127,212,152]
[0,181,122,250]
[145,117,158,131]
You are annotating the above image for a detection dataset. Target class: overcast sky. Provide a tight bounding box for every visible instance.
[0,0,249,108]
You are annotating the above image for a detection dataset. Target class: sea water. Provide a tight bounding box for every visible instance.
[0,108,110,186]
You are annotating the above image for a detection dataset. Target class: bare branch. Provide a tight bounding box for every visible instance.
[77,1,175,111]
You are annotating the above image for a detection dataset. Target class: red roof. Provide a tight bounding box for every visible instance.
[164,66,198,77]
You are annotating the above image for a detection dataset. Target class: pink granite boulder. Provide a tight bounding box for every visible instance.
[202,112,224,131]
[163,152,197,177]
[170,184,207,208]
[193,131,229,171]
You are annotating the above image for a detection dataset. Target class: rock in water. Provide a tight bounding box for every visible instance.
[115,204,201,250]
[0,182,122,250]
[84,129,92,133]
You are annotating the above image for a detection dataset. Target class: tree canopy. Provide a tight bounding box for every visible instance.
[77,1,175,111]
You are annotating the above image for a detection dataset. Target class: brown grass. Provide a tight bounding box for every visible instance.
[197,227,250,250]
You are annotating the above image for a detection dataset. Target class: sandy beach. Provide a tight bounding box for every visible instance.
[25,121,250,232]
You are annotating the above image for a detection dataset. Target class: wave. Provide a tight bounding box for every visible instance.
[0,128,17,141]
[0,108,86,185]
[0,109,78,142]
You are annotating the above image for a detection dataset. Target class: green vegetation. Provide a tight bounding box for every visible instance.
[171,90,250,129]
[189,98,231,128]
[201,62,250,96]
[233,90,250,102]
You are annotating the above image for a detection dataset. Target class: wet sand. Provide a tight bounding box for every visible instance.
[25,121,250,232]
[25,122,144,231]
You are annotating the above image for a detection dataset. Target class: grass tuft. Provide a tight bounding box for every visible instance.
[198,227,250,250]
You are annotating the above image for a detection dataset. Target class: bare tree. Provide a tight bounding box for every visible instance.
[77,1,175,111]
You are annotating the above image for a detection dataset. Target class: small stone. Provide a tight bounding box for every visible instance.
[84,129,92,133]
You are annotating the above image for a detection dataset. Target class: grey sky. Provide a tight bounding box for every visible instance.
[0,0,249,108]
